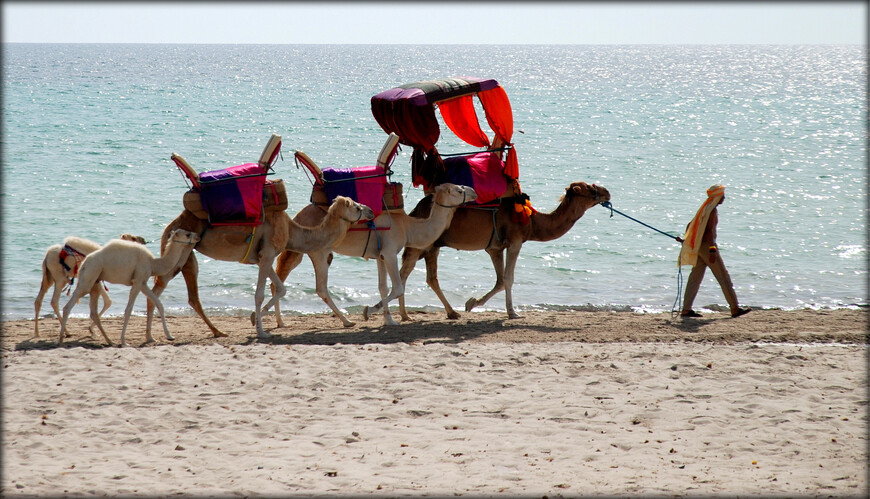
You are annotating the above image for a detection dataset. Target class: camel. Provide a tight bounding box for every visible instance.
[397,181,610,320]
[34,233,146,338]
[58,229,200,347]
[269,183,478,327]
[144,196,374,339]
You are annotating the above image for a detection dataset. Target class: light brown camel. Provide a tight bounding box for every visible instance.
[34,233,146,338]
[59,229,200,347]
[397,181,610,320]
[269,183,478,326]
[145,196,374,339]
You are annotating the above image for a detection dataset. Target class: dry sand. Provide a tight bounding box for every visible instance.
[2,308,867,497]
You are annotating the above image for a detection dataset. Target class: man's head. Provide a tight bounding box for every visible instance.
[707,184,725,205]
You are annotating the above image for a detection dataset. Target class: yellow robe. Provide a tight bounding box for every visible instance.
[679,185,725,267]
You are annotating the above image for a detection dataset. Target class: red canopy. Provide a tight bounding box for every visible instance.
[371,77,518,189]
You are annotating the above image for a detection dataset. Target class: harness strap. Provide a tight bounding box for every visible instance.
[240,225,257,263]
[455,206,500,249]
[60,244,88,278]
[360,220,382,257]
[488,209,500,248]
[59,249,72,273]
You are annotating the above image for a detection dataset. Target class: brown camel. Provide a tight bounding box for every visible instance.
[397,181,610,320]
[145,197,374,339]
[268,183,478,327]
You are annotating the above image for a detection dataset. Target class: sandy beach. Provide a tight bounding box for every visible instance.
[2,308,867,497]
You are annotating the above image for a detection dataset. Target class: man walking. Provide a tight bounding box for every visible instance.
[679,184,751,318]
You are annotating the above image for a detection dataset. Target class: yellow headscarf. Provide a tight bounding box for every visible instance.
[679,185,725,267]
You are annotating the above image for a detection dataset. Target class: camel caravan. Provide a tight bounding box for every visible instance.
[39,76,610,346]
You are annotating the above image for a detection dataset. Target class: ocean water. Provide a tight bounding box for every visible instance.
[2,44,866,322]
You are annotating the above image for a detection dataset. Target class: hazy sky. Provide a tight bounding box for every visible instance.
[2,2,866,45]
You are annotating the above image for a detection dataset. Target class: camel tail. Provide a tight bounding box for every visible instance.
[40,258,53,290]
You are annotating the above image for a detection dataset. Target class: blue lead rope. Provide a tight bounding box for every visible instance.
[599,201,687,318]
[600,201,682,242]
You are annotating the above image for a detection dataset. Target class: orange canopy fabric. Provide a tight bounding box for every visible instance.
[439,95,490,149]
[478,85,518,179]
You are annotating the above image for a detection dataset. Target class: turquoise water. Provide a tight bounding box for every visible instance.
[3,44,866,321]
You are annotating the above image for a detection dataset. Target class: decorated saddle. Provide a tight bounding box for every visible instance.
[442,152,509,205]
[299,133,403,217]
[175,134,287,226]
[198,163,268,225]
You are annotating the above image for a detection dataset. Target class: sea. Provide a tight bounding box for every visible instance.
[2,44,866,322]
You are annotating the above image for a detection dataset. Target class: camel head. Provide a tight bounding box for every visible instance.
[167,229,201,246]
[119,233,147,245]
[329,196,375,223]
[561,182,610,206]
[433,183,478,207]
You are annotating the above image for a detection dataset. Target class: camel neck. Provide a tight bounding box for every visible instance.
[406,202,455,249]
[288,213,351,253]
[529,196,594,242]
[153,239,194,276]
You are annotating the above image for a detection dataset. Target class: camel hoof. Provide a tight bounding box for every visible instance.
[446,310,461,320]
[508,312,521,320]
[465,298,478,312]
[257,331,273,340]
[212,331,228,338]
[343,321,356,328]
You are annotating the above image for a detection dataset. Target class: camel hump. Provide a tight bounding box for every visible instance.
[258,134,282,169]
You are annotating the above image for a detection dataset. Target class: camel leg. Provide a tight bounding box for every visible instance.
[269,250,305,328]
[466,248,507,313]
[502,245,523,319]
[363,255,400,326]
[379,253,404,326]
[33,269,54,338]
[148,253,227,338]
[140,285,172,343]
[59,280,89,345]
[119,285,142,347]
[60,280,108,345]
[363,258,389,322]
[397,247,421,322]
[399,246,462,321]
[257,268,287,323]
[88,286,112,337]
[310,250,355,328]
[252,257,278,340]
[423,248,462,320]
[89,282,113,346]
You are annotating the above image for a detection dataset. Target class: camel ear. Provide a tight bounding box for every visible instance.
[572,185,583,195]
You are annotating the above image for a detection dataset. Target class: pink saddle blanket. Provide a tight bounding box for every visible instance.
[321,164,388,216]
[443,152,507,204]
